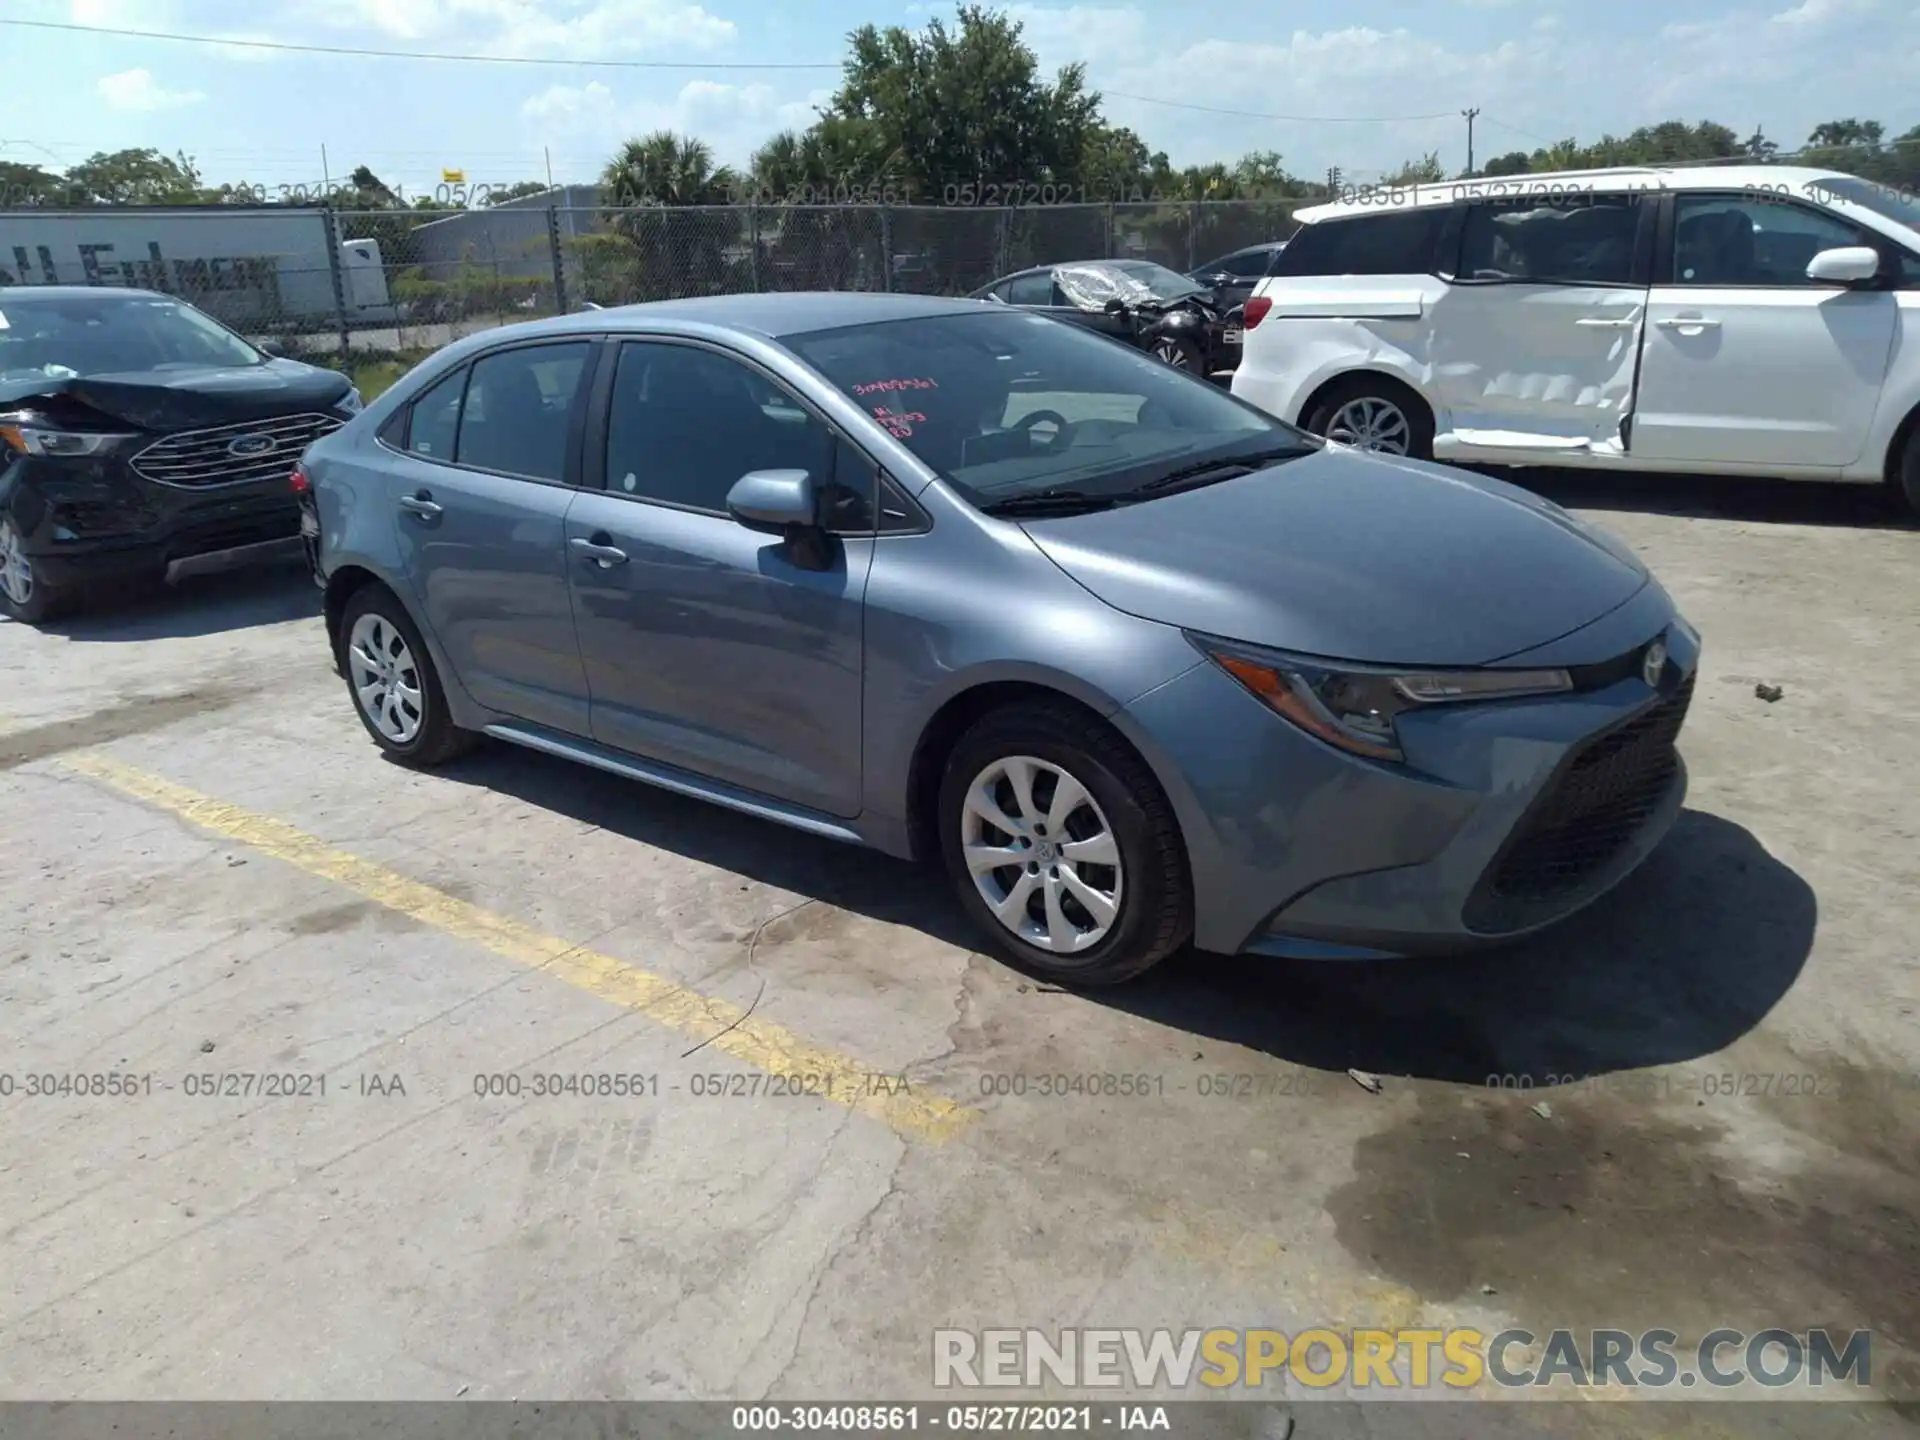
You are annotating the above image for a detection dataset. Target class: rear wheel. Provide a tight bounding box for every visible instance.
[337,585,475,767]
[0,518,69,626]
[1305,375,1435,460]
[1893,423,1920,519]
[938,701,1192,987]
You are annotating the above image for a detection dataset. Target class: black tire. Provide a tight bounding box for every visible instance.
[335,583,476,767]
[0,518,72,625]
[1148,333,1205,373]
[1304,374,1435,460]
[937,701,1192,987]
[1893,423,1920,520]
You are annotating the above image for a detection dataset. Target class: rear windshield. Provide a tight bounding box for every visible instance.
[0,293,263,381]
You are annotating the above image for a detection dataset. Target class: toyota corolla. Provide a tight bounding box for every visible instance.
[300,293,1699,986]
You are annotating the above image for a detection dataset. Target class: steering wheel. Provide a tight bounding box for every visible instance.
[1012,408,1077,453]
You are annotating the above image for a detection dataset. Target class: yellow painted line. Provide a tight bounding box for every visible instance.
[57,750,980,1145]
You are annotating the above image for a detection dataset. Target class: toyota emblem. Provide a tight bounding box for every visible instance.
[227,433,277,458]
[1642,639,1668,688]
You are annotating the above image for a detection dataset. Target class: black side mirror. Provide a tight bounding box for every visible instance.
[257,339,285,359]
[1103,297,1130,317]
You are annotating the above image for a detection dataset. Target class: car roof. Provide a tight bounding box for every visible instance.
[1293,164,1866,225]
[532,291,988,339]
[0,285,175,302]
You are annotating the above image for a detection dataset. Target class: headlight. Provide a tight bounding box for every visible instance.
[0,423,133,458]
[337,387,364,415]
[1195,634,1572,762]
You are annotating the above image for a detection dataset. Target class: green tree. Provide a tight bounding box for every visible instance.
[599,132,742,300]
[62,148,204,204]
[1382,152,1445,185]
[1479,151,1532,177]
[0,160,70,206]
[827,4,1101,199]
[600,131,738,209]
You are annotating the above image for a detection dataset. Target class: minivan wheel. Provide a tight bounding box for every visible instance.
[0,517,68,625]
[937,702,1192,986]
[1305,376,1435,460]
[1894,424,1920,520]
[337,585,475,767]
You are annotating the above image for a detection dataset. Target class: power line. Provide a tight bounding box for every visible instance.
[0,18,1467,124]
[1104,92,1460,124]
[0,18,845,70]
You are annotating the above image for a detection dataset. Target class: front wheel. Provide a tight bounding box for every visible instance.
[337,584,476,767]
[1304,376,1435,460]
[0,517,69,625]
[938,702,1192,986]
[1149,334,1205,372]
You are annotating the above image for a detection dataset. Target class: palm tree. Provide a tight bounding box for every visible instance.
[597,131,744,301]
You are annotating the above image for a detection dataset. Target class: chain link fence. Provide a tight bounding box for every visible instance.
[1,197,1303,369]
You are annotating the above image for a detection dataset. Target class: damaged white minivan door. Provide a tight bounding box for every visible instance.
[1428,193,1652,463]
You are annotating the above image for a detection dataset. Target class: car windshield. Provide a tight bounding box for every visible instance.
[1055,261,1208,309]
[0,292,264,381]
[784,309,1314,509]
[1801,174,1920,237]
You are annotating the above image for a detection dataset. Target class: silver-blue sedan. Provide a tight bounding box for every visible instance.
[297,292,1699,985]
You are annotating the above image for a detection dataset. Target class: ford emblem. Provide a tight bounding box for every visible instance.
[1642,638,1668,688]
[228,433,277,458]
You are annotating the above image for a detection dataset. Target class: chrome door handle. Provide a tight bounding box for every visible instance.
[569,537,628,567]
[398,493,442,519]
[1655,316,1719,330]
[1575,317,1638,328]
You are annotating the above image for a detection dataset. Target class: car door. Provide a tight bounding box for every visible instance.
[1629,192,1900,469]
[564,338,874,818]
[1428,192,1652,454]
[387,339,598,736]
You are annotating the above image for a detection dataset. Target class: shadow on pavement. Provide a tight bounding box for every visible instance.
[41,562,320,642]
[1102,808,1815,1084]
[434,734,1814,1087]
[1508,468,1914,532]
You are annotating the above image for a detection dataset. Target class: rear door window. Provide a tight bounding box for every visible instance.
[454,342,591,482]
[1269,210,1441,276]
[1007,272,1057,306]
[405,367,467,460]
[1460,196,1643,286]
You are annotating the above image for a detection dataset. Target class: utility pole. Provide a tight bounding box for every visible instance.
[321,144,331,194]
[1326,165,1342,198]
[1460,109,1480,177]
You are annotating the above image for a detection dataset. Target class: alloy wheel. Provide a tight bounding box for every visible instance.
[1152,338,1191,369]
[960,754,1124,955]
[0,520,33,608]
[346,611,426,745]
[1326,396,1411,455]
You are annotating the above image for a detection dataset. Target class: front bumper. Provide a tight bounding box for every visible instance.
[1117,585,1699,958]
[5,453,303,589]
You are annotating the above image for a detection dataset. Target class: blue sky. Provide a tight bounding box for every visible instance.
[3,0,1914,200]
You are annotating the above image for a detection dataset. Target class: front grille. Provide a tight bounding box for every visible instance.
[1464,673,1694,932]
[131,413,342,489]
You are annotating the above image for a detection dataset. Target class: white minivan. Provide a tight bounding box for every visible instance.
[1229,165,1920,514]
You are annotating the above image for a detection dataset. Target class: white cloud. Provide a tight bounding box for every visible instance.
[1003,1,1917,176]
[321,0,733,53]
[521,78,827,166]
[96,66,206,110]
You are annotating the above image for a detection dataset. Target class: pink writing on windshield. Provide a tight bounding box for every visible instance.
[853,377,938,397]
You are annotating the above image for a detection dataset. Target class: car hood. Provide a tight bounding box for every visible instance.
[1021,447,1650,667]
[0,358,352,431]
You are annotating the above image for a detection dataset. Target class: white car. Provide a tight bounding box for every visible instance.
[1230,165,1920,514]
